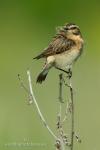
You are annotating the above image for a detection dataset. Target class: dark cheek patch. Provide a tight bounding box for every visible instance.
[73,30,80,35]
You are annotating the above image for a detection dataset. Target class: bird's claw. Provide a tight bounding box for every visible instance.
[67,69,72,79]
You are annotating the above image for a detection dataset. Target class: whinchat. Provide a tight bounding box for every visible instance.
[34,23,84,83]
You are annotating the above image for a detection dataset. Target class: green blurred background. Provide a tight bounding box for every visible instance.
[0,0,100,149]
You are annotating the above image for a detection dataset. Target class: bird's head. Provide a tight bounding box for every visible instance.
[59,23,82,38]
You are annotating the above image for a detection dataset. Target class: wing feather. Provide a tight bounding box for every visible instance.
[34,35,75,59]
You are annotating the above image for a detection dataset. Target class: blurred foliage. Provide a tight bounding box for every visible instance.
[0,0,100,150]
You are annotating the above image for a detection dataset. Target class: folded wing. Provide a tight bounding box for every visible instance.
[34,35,75,59]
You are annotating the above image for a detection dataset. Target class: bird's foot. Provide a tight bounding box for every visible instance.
[67,68,72,79]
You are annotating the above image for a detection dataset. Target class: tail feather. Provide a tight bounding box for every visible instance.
[36,60,53,83]
[36,70,48,84]
[33,53,44,60]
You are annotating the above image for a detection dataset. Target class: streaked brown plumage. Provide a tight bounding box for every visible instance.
[34,23,84,83]
[34,35,75,59]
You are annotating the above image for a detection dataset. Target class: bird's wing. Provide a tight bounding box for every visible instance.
[34,35,75,59]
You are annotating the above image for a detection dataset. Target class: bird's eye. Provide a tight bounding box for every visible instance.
[73,29,80,35]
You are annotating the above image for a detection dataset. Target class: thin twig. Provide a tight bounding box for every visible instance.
[18,74,30,95]
[69,77,74,150]
[62,100,70,124]
[18,74,33,104]
[61,74,75,150]
[56,73,65,150]
[59,74,64,103]
[26,70,57,140]
[57,74,63,130]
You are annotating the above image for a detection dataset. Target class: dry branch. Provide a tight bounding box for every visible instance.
[18,70,81,150]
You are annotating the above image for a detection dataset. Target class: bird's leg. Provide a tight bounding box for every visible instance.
[56,67,72,79]
[56,67,72,88]
[56,67,69,74]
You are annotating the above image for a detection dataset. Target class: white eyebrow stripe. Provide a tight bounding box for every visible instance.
[68,25,79,29]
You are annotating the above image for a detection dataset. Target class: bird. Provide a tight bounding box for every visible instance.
[34,23,84,83]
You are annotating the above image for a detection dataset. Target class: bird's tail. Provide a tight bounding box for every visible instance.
[36,68,49,84]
